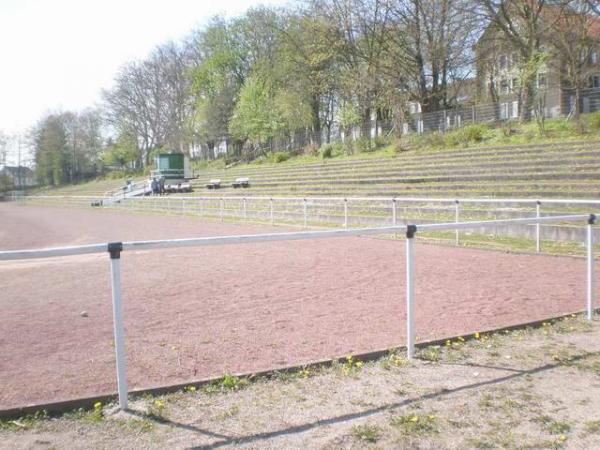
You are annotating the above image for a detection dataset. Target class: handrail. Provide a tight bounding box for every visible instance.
[0,213,595,262]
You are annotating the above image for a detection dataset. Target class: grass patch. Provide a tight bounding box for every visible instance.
[583,419,600,435]
[533,415,572,435]
[418,346,441,362]
[204,374,250,393]
[351,423,383,443]
[389,412,437,436]
[0,410,49,430]
[339,355,365,376]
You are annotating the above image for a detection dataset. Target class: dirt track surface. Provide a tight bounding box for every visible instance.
[0,203,598,410]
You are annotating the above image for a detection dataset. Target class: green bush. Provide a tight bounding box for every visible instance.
[270,151,290,163]
[373,135,391,148]
[445,124,489,146]
[355,136,375,153]
[463,124,489,142]
[585,112,600,132]
[320,142,343,159]
[411,131,445,148]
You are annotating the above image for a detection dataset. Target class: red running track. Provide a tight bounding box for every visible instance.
[0,203,596,409]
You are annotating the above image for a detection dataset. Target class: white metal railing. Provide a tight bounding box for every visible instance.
[13,194,600,251]
[0,213,597,410]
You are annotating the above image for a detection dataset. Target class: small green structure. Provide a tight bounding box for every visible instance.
[152,153,192,181]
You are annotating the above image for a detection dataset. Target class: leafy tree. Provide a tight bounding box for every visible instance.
[101,130,139,169]
[33,115,69,186]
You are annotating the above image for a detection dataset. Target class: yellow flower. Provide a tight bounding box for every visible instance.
[93,402,102,409]
[475,332,480,339]
[410,416,419,422]
[445,340,451,346]
[558,435,567,442]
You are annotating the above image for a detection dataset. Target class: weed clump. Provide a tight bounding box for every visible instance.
[351,423,383,442]
[390,413,437,436]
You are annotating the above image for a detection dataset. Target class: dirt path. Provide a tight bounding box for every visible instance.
[0,203,598,410]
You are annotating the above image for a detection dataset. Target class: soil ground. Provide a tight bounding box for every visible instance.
[0,203,598,412]
[2,316,600,449]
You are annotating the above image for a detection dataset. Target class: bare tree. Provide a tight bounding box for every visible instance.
[474,0,559,121]
[385,0,480,113]
[103,42,193,166]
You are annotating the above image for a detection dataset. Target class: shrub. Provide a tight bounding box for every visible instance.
[501,120,518,137]
[355,136,375,153]
[321,144,333,158]
[445,124,489,146]
[270,151,289,163]
[304,143,319,157]
[415,131,445,148]
[374,134,391,148]
[585,111,600,131]
[320,142,343,159]
[462,123,489,142]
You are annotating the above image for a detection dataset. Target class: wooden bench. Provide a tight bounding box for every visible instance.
[232,177,250,188]
[206,179,221,189]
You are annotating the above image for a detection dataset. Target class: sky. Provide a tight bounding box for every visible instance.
[0,0,286,140]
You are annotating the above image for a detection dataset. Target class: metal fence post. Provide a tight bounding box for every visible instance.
[406,225,417,359]
[108,242,128,410]
[536,201,541,253]
[303,198,308,229]
[220,198,224,222]
[270,198,274,225]
[587,214,596,321]
[392,198,397,226]
[454,200,460,246]
[344,198,348,228]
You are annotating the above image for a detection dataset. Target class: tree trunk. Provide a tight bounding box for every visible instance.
[310,94,322,148]
[519,81,534,123]
[574,85,582,123]
[361,107,372,140]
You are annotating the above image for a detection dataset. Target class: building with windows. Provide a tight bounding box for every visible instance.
[475,8,600,119]
[0,165,37,190]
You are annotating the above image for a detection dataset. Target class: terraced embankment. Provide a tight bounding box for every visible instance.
[188,140,600,198]
[18,140,600,252]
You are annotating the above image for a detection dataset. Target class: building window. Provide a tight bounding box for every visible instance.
[500,102,509,119]
[511,52,519,67]
[499,54,508,70]
[537,73,547,89]
[592,75,600,88]
[592,51,598,65]
[500,79,509,94]
[511,78,519,90]
[512,101,519,118]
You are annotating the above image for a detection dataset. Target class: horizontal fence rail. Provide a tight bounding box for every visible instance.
[14,194,600,252]
[0,213,597,411]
